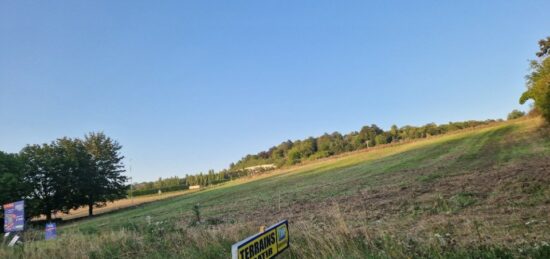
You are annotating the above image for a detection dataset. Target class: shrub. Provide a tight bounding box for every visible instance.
[507,109,525,120]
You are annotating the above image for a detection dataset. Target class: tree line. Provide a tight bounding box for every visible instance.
[133,117,518,196]
[133,115,535,196]
[0,132,127,225]
[229,119,502,170]
[231,37,550,171]
[130,170,248,197]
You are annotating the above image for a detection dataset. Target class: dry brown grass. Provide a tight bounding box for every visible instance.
[40,190,197,221]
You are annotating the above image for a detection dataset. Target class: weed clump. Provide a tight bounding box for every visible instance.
[191,203,201,225]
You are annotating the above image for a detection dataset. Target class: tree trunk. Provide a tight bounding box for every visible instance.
[46,213,52,221]
[88,203,93,217]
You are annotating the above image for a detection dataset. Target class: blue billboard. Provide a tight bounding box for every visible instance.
[45,222,56,240]
[3,200,24,232]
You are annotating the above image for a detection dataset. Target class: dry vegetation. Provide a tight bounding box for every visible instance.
[43,190,195,221]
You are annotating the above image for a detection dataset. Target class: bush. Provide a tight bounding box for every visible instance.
[507,109,525,120]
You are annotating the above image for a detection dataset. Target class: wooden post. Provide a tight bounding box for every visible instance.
[278,190,281,211]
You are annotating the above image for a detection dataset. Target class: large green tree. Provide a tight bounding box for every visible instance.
[55,138,94,212]
[20,143,73,220]
[520,37,550,123]
[80,132,127,216]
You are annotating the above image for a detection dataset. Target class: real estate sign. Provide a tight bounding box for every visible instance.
[45,222,57,240]
[3,200,24,232]
[231,220,289,259]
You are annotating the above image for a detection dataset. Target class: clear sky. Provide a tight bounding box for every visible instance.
[1,1,549,182]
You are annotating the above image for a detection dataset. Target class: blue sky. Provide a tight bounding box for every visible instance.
[1,1,549,182]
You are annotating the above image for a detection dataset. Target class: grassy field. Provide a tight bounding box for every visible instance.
[2,117,549,258]
[41,190,193,221]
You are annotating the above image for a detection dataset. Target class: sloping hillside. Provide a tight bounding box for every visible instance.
[2,117,549,258]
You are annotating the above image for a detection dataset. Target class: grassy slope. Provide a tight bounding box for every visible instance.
[2,117,550,258]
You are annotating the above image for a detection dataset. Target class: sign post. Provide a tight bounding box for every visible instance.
[231,220,289,259]
[7,235,20,247]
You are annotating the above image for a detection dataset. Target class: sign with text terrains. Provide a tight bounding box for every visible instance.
[3,200,25,232]
[231,220,289,259]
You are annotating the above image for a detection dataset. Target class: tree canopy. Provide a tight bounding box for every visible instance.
[80,133,127,216]
[520,37,550,123]
[229,119,500,170]
[0,132,127,221]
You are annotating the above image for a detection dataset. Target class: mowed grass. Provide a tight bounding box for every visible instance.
[41,190,196,221]
[2,117,550,258]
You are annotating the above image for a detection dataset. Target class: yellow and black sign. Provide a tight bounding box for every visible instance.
[231,220,289,259]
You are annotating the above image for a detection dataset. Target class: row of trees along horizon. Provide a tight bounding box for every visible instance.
[131,117,512,196]
[125,36,550,197]
[1,37,548,227]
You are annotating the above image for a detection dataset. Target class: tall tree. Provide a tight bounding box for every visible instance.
[520,37,550,123]
[55,138,94,213]
[390,125,399,142]
[20,143,71,220]
[80,132,127,216]
[317,133,334,157]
